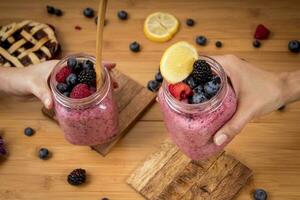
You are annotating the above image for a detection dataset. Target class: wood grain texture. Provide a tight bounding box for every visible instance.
[42,68,156,156]
[0,0,300,199]
[127,140,252,200]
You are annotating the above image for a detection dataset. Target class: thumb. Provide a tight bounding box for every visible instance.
[31,84,53,110]
[213,104,253,146]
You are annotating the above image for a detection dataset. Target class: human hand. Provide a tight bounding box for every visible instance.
[211,55,285,146]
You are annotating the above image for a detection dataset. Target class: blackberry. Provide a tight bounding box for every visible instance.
[191,60,213,84]
[67,168,86,186]
[0,136,7,156]
[78,69,96,86]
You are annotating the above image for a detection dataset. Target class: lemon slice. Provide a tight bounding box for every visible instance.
[144,12,179,42]
[160,41,198,83]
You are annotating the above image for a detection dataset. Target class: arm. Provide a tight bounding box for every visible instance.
[210,55,300,146]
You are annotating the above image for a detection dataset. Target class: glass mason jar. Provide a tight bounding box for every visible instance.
[50,53,119,146]
[158,56,237,160]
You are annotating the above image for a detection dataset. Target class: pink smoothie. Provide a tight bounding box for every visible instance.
[54,84,119,146]
[158,85,237,160]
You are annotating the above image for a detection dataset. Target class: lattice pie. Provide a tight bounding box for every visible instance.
[0,20,60,67]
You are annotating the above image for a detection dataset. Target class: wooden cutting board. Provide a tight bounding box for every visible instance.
[127,140,252,200]
[42,68,157,156]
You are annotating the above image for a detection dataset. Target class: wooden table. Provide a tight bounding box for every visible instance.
[1,0,300,199]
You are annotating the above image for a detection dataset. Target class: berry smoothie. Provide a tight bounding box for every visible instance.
[158,85,237,160]
[158,42,237,160]
[50,54,119,145]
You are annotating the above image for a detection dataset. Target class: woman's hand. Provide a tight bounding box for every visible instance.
[211,55,285,146]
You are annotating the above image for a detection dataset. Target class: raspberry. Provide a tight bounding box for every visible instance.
[254,24,270,40]
[70,84,91,99]
[168,83,192,100]
[56,66,72,83]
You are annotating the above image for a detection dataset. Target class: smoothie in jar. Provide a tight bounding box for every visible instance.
[158,42,237,160]
[50,54,119,145]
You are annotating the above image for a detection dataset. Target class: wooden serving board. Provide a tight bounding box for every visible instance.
[127,140,252,200]
[42,68,156,156]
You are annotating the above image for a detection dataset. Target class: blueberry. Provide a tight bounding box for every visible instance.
[147,80,160,92]
[46,5,55,14]
[288,40,300,53]
[188,93,207,104]
[82,60,94,70]
[67,57,77,69]
[24,127,35,137]
[63,91,70,97]
[253,40,261,48]
[184,76,197,89]
[193,85,204,94]
[215,41,222,48]
[196,36,207,46]
[204,80,220,98]
[83,7,95,18]
[253,189,268,200]
[186,18,195,27]
[66,73,78,87]
[54,8,63,16]
[39,148,49,160]
[155,71,163,83]
[102,198,109,200]
[129,41,140,52]
[212,76,221,84]
[56,83,68,93]
[118,10,128,20]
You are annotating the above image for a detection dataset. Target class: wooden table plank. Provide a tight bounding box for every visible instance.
[0,0,300,199]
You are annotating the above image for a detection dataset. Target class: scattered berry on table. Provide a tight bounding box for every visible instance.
[183,76,197,89]
[191,59,213,84]
[74,25,82,31]
[56,83,68,93]
[102,198,109,200]
[129,41,140,52]
[196,36,207,46]
[82,60,94,70]
[204,79,220,98]
[147,80,160,92]
[39,148,49,160]
[215,41,222,48]
[66,73,78,87]
[67,57,77,69]
[70,83,92,99]
[288,40,300,53]
[155,71,163,83]
[67,168,86,186]
[253,189,268,200]
[253,40,261,48]
[56,66,72,83]
[0,136,7,156]
[188,92,207,104]
[78,69,96,87]
[54,8,63,16]
[46,5,55,14]
[168,82,192,101]
[83,7,95,18]
[254,24,270,40]
[186,18,195,26]
[24,127,35,137]
[118,10,128,20]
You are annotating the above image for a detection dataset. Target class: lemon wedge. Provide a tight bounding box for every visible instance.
[160,41,198,83]
[144,12,179,42]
